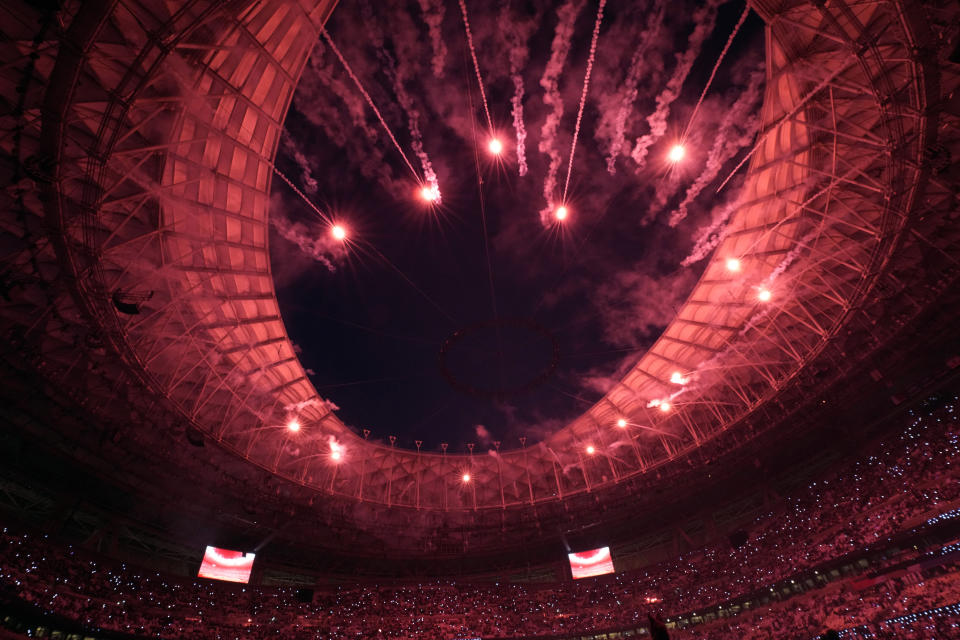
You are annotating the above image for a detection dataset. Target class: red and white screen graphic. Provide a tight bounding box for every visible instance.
[198,546,255,583]
[568,546,615,579]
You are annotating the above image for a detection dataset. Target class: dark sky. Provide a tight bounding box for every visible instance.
[270,0,765,451]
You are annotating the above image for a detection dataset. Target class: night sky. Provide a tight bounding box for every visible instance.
[269,0,765,451]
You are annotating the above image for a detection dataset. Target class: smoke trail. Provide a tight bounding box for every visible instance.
[417,0,448,78]
[604,0,666,174]
[319,26,421,181]
[680,194,740,266]
[681,3,752,140]
[511,75,529,176]
[538,0,587,225]
[281,135,319,195]
[499,3,539,176]
[629,0,725,169]
[668,68,764,226]
[562,0,607,202]
[458,0,493,131]
[393,71,440,196]
[361,2,440,197]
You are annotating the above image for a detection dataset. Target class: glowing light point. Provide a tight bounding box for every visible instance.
[555,205,569,221]
[616,418,628,428]
[286,419,301,433]
[668,144,686,162]
[331,450,342,461]
[331,225,347,241]
[758,288,772,302]
[462,473,471,483]
[488,138,503,155]
[586,445,596,455]
[725,257,741,272]
[670,371,689,386]
[659,401,672,413]
[419,185,441,203]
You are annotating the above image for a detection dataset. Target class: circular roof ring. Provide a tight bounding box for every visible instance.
[438,318,561,401]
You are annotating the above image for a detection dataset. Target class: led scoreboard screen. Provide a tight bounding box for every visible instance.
[568,546,615,579]
[197,546,256,583]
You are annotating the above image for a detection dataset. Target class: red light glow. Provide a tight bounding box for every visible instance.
[555,205,569,221]
[668,144,686,162]
[488,138,503,154]
[331,225,347,241]
[286,419,301,432]
[462,473,471,483]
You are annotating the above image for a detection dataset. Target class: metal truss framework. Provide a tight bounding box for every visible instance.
[0,0,957,521]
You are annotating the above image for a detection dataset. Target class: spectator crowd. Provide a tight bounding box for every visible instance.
[1,400,959,639]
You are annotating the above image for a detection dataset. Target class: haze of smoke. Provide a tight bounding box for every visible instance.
[363,2,440,196]
[499,3,539,177]
[537,0,587,225]
[475,424,493,445]
[594,268,699,348]
[416,0,447,78]
[629,0,725,169]
[562,0,607,202]
[319,26,420,180]
[293,39,418,200]
[604,0,666,174]
[668,69,764,226]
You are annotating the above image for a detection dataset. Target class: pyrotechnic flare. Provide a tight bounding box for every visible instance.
[668,144,686,162]
[630,0,724,169]
[488,138,503,155]
[458,0,494,132]
[420,185,441,202]
[562,0,607,203]
[604,0,666,174]
[417,0,448,78]
[538,0,587,225]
